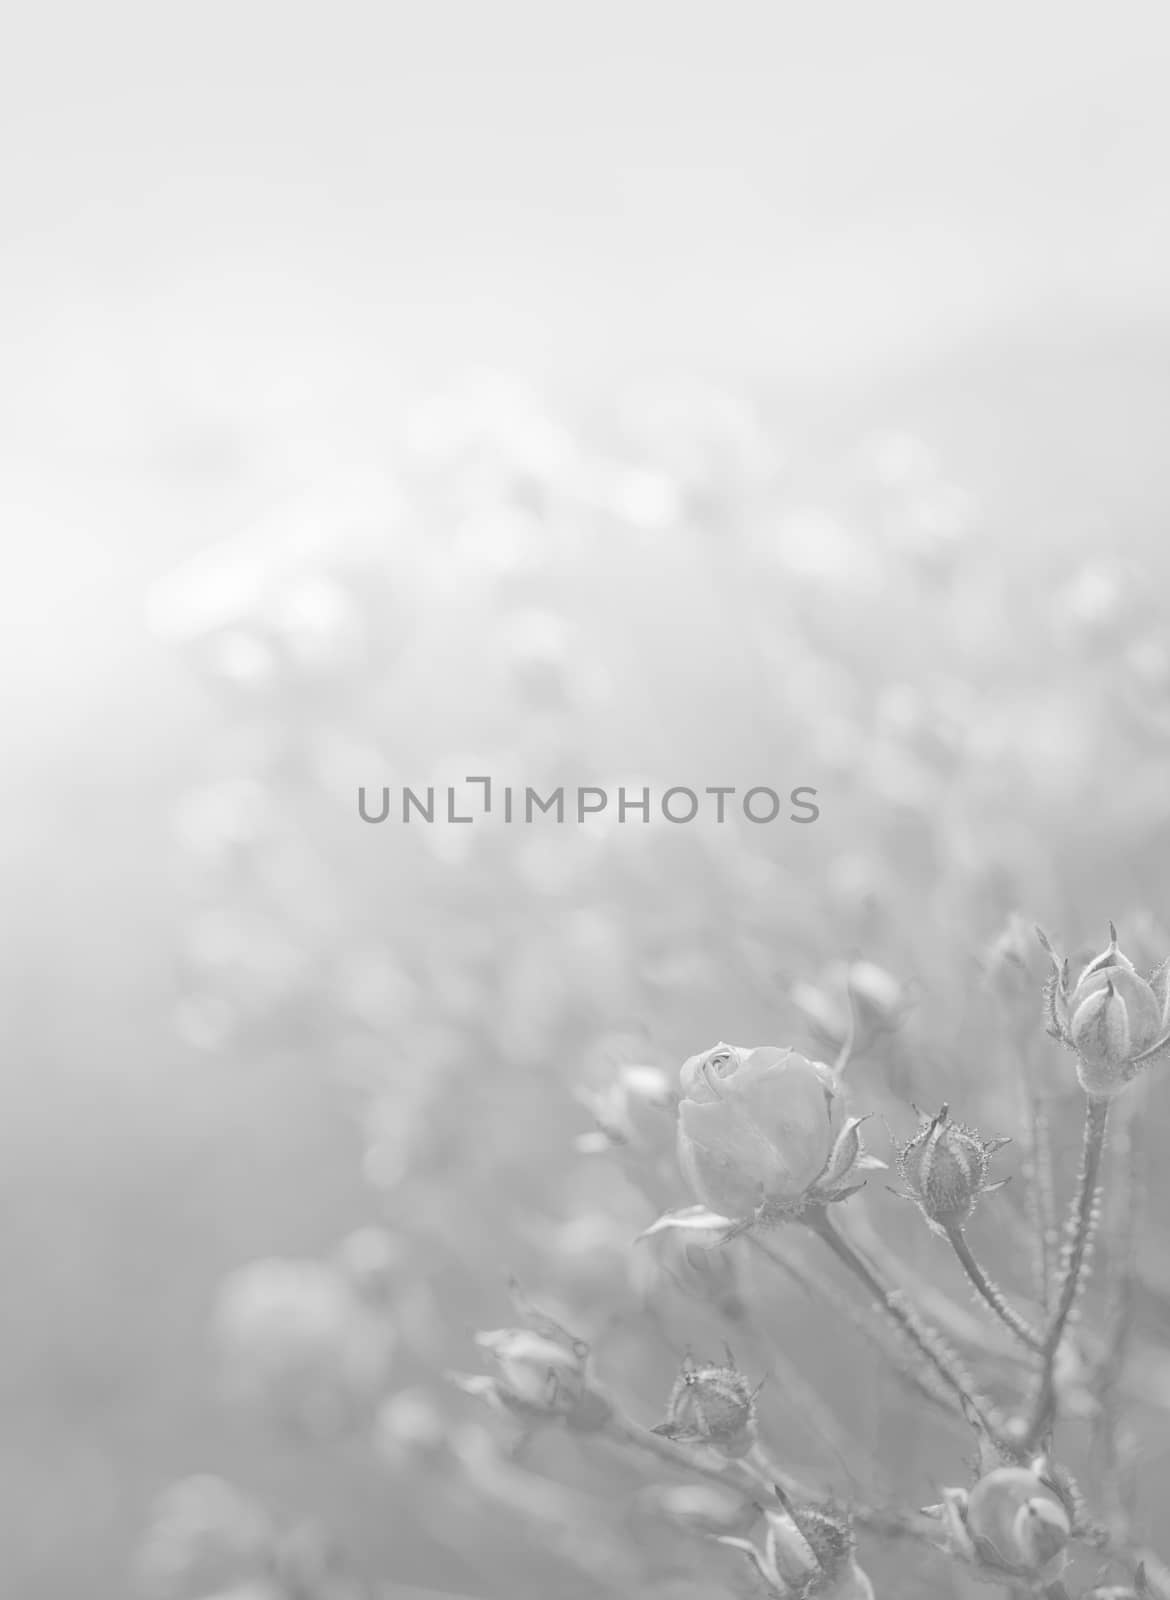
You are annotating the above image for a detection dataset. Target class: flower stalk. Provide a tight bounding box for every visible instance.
[943,1221,1043,1351]
[803,1204,997,1427]
[1020,1093,1111,1450]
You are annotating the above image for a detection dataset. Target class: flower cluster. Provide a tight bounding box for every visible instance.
[142,386,1170,1600]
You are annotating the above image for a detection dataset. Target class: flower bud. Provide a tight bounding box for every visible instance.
[718,1496,873,1598]
[965,1467,1071,1573]
[653,1352,760,1458]
[1040,923,1170,1095]
[632,1224,746,1319]
[895,1104,1008,1231]
[456,1292,611,1433]
[790,960,906,1055]
[578,1064,679,1157]
[982,913,1050,1037]
[932,1466,1071,1581]
[675,1043,883,1225]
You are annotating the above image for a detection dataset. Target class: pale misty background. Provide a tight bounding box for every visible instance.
[4,4,1170,1598]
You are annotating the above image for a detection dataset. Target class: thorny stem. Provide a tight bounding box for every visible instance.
[846,1206,1036,1376]
[600,1404,759,1496]
[599,1396,942,1554]
[803,1205,997,1428]
[1093,1086,1143,1538]
[943,1222,1043,1351]
[1028,1094,1059,1315]
[1021,1093,1111,1451]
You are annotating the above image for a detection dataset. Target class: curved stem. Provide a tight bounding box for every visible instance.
[1021,1093,1110,1450]
[601,1404,758,1494]
[944,1223,1043,1351]
[803,1206,994,1426]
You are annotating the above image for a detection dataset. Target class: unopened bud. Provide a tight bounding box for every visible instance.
[933,1466,1071,1580]
[579,1064,678,1153]
[458,1292,611,1433]
[653,1352,760,1459]
[1041,923,1170,1095]
[965,1467,1071,1573]
[717,1494,872,1599]
[895,1105,1007,1230]
[982,913,1049,1036]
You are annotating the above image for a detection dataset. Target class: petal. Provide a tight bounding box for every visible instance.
[680,1042,746,1102]
[637,1206,736,1239]
[680,1092,809,1187]
[733,1057,835,1189]
[678,1114,777,1215]
[1149,957,1170,1025]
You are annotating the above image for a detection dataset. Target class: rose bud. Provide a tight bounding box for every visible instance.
[632,1226,746,1321]
[653,1351,761,1458]
[453,1290,611,1433]
[675,1044,884,1227]
[894,1104,1009,1233]
[576,1064,680,1187]
[982,913,1051,1038]
[717,1494,874,1599]
[931,1466,1071,1580]
[1039,923,1170,1095]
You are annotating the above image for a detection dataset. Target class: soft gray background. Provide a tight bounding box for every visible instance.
[5,4,1170,1597]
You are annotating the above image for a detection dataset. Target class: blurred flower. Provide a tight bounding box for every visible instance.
[635,1481,759,1539]
[1051,560,1131,650]
[893,1104,1010,1233]
[981,912,1050,1039]
[331,1227,404,1305]
[577,1063,678,1158]
[674,1044,884,1224]
[858,430,938,490]
[212,1258,394,1436]
[173,779,272,874]
[789,960,907,1055]
[148,470,410,697]
[632,1223,745,1320]
[928,1465,1071,1581]
[373,1386,451,1471]
[765,509,878,593]
[606,465,683,531]
[616,378,780,507]
[1125,631,1170,692]
[331,947,418,1034]
[453,1288,610,1433]
[653,1350,760,1458]
[1040,922,1170,1095]
[135,1476,273,1600]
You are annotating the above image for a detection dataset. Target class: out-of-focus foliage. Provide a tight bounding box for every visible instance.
[37,369,1170,1600]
